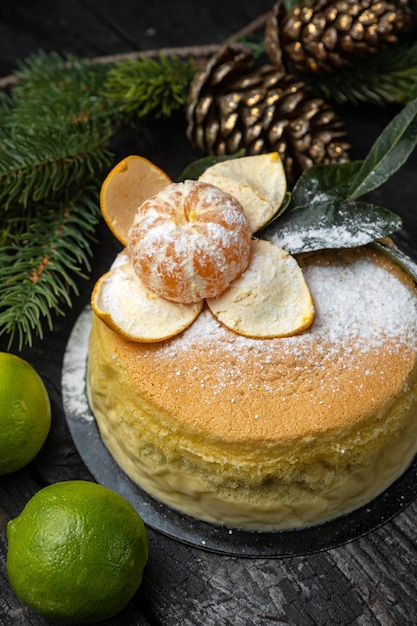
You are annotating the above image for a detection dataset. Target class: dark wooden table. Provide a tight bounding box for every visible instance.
[1,2,417,624]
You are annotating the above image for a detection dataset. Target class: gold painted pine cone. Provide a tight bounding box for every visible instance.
[265,0,416,74]
[186,44,350,185]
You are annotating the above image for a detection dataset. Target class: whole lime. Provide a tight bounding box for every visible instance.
[0,352,51,475]
[6,480,148,624]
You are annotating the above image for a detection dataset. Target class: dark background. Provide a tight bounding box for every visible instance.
[1,2,417,625]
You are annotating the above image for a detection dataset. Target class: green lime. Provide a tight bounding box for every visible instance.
[6,480,148,624]
[0,352,51,475]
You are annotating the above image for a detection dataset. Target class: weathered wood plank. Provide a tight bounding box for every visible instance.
[0,0,274,75]
[136,519,417,625]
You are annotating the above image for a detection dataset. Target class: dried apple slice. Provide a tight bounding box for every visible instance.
[91,263,203,342]
[100,155,172,246]
[207,239,314,338]
[199,153,287,233]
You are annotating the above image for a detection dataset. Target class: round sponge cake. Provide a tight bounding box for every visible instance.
[87,246,417,529]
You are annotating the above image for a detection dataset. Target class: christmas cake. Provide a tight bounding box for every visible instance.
[86,155,417,530]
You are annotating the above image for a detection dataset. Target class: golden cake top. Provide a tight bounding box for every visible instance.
[93,125,417,351]
[94,247,417,443]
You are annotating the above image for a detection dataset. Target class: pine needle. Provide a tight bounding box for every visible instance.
[13,51,116,120]
[0,187,100,349]
[0,91,13,132]
[308,40,417,106]
[103,55,196,118]
[0,49,201,347]
[0,121,113,210]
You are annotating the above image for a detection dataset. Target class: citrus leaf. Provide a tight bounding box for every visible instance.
[262,200,402,254]
[348,97,417,200]
[291,161,362,207]
[372,241,417,283]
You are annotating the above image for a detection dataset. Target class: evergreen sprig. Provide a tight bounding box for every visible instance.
[0,187,100,349]
[0,121,114,210]
[103,55,196,118]
[12,51,116,121]
[0,52,119,348]
[0,52,117,211]
[308,40,417,106]
[0,50,198,348]
[0,91,13,130]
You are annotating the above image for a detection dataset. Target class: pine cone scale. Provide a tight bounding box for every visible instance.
[194,97,212,125]
[242,103,265,126]
[218,93,240,116]
[244,91,264,108]
[244,123,264,145]
[221,112,239,136]
[205,119,220,152]
[283,16,303,40]
[289,118,310,139]
[336,14,354,31]
[265,93,280,107]
[322,27,338,50]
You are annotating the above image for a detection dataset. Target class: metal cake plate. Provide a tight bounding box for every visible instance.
[62,306,417,558]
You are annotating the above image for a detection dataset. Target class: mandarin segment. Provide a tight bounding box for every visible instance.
[100,155,171,245]
[207,239,315,338]
[128,180,252,303]
[91,263,203,342]
[199,153,287,233]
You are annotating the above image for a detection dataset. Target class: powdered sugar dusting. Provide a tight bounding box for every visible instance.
[157,255,417,358]
[63,307,93,421]
[272,223,369,253]
[119,250,417,436]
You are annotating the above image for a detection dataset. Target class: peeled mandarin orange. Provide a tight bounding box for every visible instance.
[91,263,203,342]
[128,179,252,303]
[199,153,287,233]
[207,239,315,338]
[100,155,171,245]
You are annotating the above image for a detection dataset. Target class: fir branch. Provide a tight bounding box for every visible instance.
[307,41,417,106]
[237,35,266,59]
[103,55,196,118]
[0,186,100,349]
[14,51,110,106]
[0,52,118,212]
[281,0,302,9]
[12,51,120,125]
[0,91,13,126]
[0,120,113,210]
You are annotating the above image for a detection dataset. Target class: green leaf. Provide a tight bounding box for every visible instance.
[290,161,362,207]
[262,200,403,254]
[372,241,417,283]
[177,150,246,181]
[348,97,417,200]
[104,56,195,119]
